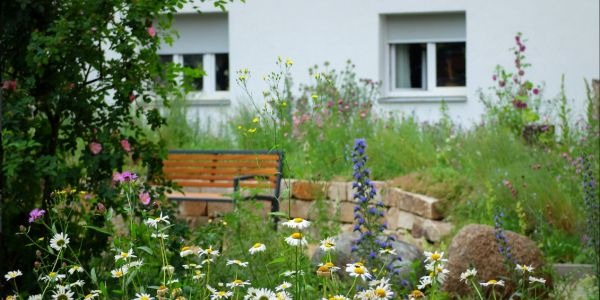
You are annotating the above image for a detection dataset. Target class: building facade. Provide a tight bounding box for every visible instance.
[159,0,600,129]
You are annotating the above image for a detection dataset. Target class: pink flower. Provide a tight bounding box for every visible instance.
[492,75,497,81]
[2,80,17,91]
[120,139,131,152]
[96,203,106,214]
[147,26,156,37]
[139,192,151,205]
[113,171,138,183]
[89,142,102,155]
[28,208,46,223]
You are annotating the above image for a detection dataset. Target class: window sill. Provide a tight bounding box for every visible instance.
[186,91,231,106]
[379,89,467,103]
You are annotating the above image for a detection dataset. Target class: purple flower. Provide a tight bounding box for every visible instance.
[139,192,151,205]
[113,171,138,183]
[28,208,46,223]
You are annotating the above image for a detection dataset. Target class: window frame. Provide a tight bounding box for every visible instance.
[386,39,466,102]
[162,53,230,103]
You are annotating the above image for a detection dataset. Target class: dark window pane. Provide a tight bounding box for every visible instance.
[215,53,229,91]
[183,54,203,91]
[436,42,466,87]
[159,55,173,65]
[395,43,427,89]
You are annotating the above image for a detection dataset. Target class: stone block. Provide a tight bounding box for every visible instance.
[280,199,314,219]
[327,181,349,201]
[386,207,422,231]
[384,188,443,220]
[421,219,453,243]
[291,180,327,200]
[207,202,234,217]
[336,201,357,223]
[178,201,207,217]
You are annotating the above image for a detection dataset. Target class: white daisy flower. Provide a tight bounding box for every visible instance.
[115,248,136,261]
[528,276,546,284]
[207,285,233,299]
[167,278,179,285]
[480,279,505,287]
[192,270,205,280]
[326,296,349,300]
[460,268,478,283]
[379,248,397,256]
[281,270,305,277]
[50,232,70,251]
[318,262,340,272]
[132,292,154,300]
[226,279,251,288]
[162,265,175,274]
[126,260,144,268]
[83,290,101,299]
[425,263,449,284]
[319,237,336,252]
[408,290,425,299]
[226,259,249,267]
[5,270,22,281]
[41,271,66,282]
[182,263,201,269]
[372,281,395,299]
[199,246,220,257]
[202,258,215,265]
[150,233,169,239]
[111,266,128,278]
[417,275,432,290]
[275,281,292,291]
[285,232,307,247]
[244,287,277,300]
[68,265,84,275]
[69,279,85,287]
[516,264,535,273]
[423,251,447,264]
[180,246,195,257]
[145,212,170,228]
[51,286,75,300]
[345,263,372,281]
[249,243,266,254]
[28,295,42,300]
[275,291,292,300]
[282,217,310,230]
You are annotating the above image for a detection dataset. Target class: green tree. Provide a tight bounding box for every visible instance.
[0,0,231,291]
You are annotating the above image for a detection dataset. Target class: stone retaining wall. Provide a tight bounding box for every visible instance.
[176,179,454,245]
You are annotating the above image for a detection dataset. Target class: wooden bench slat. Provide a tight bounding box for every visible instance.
[172,181,274,188]
[167,153,281,161]
[164,167,279,176]
[164,161,280,168]
[167,174,277,182]
[167,192,232,201]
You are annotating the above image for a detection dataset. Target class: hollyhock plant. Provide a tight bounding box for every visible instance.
[120,139,132,152]
[88,142,102,155]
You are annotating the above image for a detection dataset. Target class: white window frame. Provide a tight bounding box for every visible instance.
[165,53,230,103]
[381,13,467,103]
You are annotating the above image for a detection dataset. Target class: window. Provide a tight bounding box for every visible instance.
[158,13,229,97]
[385,12,466,100]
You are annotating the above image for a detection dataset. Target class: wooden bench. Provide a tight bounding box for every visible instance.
[163,150,284,223]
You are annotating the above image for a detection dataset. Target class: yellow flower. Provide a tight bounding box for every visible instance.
[285,58,293,67]
[247,128,257,133]
[252,117,260,123]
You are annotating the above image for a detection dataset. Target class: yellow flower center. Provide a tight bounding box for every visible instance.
[325,242,334,247]
[375,288,386,297]
[318,265,330,272]
[218,291,227,296]
[410,290,424,298]
[355,262,364,266]
[49,272,57,278]
[431,253,441,261]
[120,252,128,257]
[354,267,364,274]
[154,216,161,220]
[291,232,302,239]
[252,243,262,248]
[234,279,243,284]
[488,279,497,284]
[324,262,334,268]
[293,218,303,223]
[141,296,150,300]
[181,246,190,251]
[115,270,123,277]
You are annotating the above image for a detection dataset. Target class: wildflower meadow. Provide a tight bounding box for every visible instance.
[1,1,599,300]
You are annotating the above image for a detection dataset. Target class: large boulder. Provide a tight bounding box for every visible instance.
[443,224,547,297]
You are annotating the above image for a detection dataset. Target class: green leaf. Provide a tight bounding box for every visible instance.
[83,225,111,235]
[267,256,286,266]
[136,246,153,255]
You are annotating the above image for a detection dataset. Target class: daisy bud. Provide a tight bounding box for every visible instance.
[19,225,27,233]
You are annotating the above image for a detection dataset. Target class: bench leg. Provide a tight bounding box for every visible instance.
[271,198,279,230]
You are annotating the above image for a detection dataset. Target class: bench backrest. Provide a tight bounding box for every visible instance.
[164,150,284,198]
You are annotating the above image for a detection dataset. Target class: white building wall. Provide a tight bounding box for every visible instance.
[178,0,599,128]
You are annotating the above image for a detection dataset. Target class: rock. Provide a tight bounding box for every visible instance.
[443,224,547,297]
[421,219,454,243]
[387,207,422,230]
[312,231,422,278]
[327,181,349,201]
[384,188,443,220]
